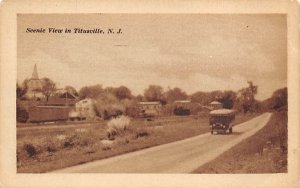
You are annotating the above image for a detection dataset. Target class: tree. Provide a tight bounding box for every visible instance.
[144,85,166,104]
[190,91,222,106]
[165,87,188,103]
[236,81,258,113]
[121,98,140,117]
[113,86,132,100]
[269,87,287,111]
[65,86,78,96]
[17,106,29,123]
[78,84,104,99]
[190,91,211,105]
[41,77,56,102]
[94,92,124,120]
[16,83,27,99]
[219,90,236,109]
[210,90,223,102]
[135,94,144,102]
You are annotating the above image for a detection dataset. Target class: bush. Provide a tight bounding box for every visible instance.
[17,106,29,123]
[101,140,114,150]
[161,104,175,116]
[43,137,59,153]
[62,133,95,148]
[135,129,150,138]
[23,143,37,157]
[269,88,287,111]
[106,115,131,139]
[95,93,125,120]
[62,134,77,148]
[122,99,140,117]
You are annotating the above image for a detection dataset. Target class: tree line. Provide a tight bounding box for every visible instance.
[17,78,288,119]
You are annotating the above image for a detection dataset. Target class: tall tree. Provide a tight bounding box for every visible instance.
[190,91,210,105]
[269,87,287,111]
[219,90,236,109]
[41,77,56,102]
[78,84,104,99]
[210,90,223,102]
[236,81,258,113]
[165,87,188,103]
[113,86,132,100]
[65,86,78,96]
[144,85,166,104]
[16,83,27,99]
[135,94,145,102]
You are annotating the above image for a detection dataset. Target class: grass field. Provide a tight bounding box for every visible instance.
[17,113,259,173]
[193,110,287,173]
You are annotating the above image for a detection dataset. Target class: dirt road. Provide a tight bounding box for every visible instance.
[53,113,271,173]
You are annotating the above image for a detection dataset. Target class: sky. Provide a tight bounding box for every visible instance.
[17,14,287,100]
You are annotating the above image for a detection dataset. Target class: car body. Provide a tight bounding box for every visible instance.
[209,109,235,134]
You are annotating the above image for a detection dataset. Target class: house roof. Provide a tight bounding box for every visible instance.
[209,109,235,115]
[139,101,161,105]
[174,100,191,103]
[47,97,77,106]
[77,98,95,104]
[210,101,222,105]
[55,89,77,99]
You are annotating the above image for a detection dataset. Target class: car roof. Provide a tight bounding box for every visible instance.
[209,109,235,115]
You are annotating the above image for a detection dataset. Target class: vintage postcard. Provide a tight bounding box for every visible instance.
[1,0,299,187]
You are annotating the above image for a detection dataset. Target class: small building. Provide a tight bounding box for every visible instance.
[28,105,69,123]
[210,101,223,110]
[174,100,191,108]
[138,101,162,117]
[174,100,191,116]
[74,98,97,120]
[47,89,78,106]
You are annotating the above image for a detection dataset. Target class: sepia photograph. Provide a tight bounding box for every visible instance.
[16,13,288,174]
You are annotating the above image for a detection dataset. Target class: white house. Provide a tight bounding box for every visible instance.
[74,98,97,120]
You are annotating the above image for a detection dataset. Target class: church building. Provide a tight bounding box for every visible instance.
[25,64,44,99]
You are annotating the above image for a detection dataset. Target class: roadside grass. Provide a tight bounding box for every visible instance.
[17,113,259,173]
[193,110,287,173]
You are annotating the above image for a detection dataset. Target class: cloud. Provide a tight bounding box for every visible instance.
[18,14,287,100]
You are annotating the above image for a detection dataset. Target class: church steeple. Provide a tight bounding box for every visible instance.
[32,64,39,79]
[26,64,43,99]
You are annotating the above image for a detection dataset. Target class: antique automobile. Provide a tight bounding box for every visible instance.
[209,109,236,134]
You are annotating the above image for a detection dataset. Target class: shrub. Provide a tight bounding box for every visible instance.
[135,129,150,138]
[62,135,76,148]
[101,140,114,150]
[23,143,37,157]
[95,93,125,120]
[61,132,96,148]
[42,136,62,153]
[17,106,29,123]
[161,104,175,116]
[63,140,74,148]
[106,115,131,139]
[122,99,140,117]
